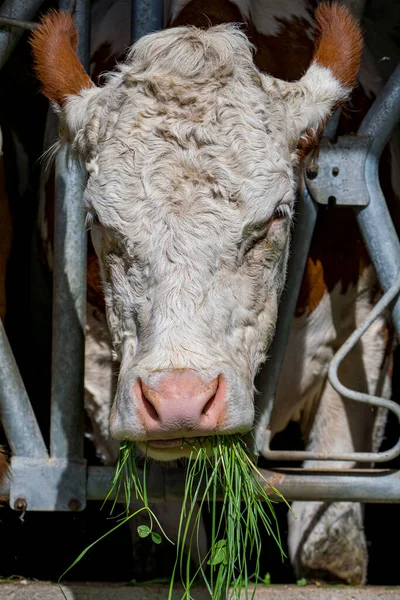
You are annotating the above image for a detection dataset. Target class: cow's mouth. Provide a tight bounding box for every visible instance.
[137,437,209,460]
[146,437,202,449]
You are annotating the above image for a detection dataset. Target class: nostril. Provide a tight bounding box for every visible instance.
[138,379,160,422]
[143,396,159,421]
[202,393,216,415]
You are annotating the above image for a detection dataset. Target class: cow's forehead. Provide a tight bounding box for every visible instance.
[85,131,294,234]
[79,24,296,229]
[84,95,294,221]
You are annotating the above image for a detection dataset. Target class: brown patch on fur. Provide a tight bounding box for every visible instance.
[91,42,124,85]
[296,255,326,316]
[169,0,244,29]
[170,0,316,83]
[295,206,370,317]
[29,10,92,106]
[250,9,318,160]
[249,16,315,82]
[313,3,363,89]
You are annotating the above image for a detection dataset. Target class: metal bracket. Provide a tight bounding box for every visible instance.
[305,135,372,206]
[9,457,87,512]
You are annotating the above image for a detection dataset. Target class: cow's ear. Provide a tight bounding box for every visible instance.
[30,10,101,143]
[30,10,93,107]
[271,3,362,148]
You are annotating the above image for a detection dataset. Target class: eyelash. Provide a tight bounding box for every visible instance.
[272,203,292,220]
[241,204,292,257]
[85,210,100,228]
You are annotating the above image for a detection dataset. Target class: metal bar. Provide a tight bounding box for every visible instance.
[305,135,372,207]
[263,269,400,462]
[2,464,400,504]
[316,0,367,19]
[131,0,164,43]
[0,0,44,71]
[254,188,318,454]
[50,146,87,458]
[341,0,367,19]
[356,62,400,337]
[257,468,400,503]
[56,466,400,504]
[323,107,341,139]
[50,0,90,459]
[328,268,400,457]
[0,321,48,458]
[67,0,90,68]
[0,17,37,31]
[265,62,400,463]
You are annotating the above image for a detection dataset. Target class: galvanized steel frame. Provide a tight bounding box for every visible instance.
[255,60,400,463]
[0,0,400,510]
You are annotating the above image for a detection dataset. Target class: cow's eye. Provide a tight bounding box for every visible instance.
[272,203,292,221]
[85,211,100,229]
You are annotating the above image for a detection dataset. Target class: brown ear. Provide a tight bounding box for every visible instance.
[296,3,363,158]
[266,2,362,156]
[313,2,363,89]
[30,10,93,106]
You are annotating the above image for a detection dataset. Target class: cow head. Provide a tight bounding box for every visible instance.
[31,4,362,460]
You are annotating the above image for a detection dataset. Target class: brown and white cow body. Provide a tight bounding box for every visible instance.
[26,0,395,586]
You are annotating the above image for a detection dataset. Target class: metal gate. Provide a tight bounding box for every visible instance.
[0,0,399,513]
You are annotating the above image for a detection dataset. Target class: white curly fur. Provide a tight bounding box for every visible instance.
[60,24,349,443]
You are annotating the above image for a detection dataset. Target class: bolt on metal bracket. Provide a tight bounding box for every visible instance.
[305,135,372,206]
[9,457,87,511]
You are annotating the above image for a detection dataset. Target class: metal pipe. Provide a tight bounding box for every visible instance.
[131,0,164,43]
[0,17,37,31]
[263,269,400,463]
[50,0,89,459]
[359,64,400,151]
[316,0,367,18]
[2,464,400,504]
[356,62,400,337]
[262,62,400,463]
[0,321,48,458]
[341,0,367,19]
[258,468,400,503]
[66,0,90,69]
[50,149,87,459]
[0,0,44,71]
[254,188,318,455]
[328,269,400,458]
[87,466,400,503]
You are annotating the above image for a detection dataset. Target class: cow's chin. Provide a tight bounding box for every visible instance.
[137,437,212,462]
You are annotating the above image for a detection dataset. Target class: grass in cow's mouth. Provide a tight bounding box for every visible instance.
[166,435,289,600]
[59,435,289,600]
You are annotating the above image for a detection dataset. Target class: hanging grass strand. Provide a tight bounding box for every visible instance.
[161,434,288,599]
[59,434,290,600]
